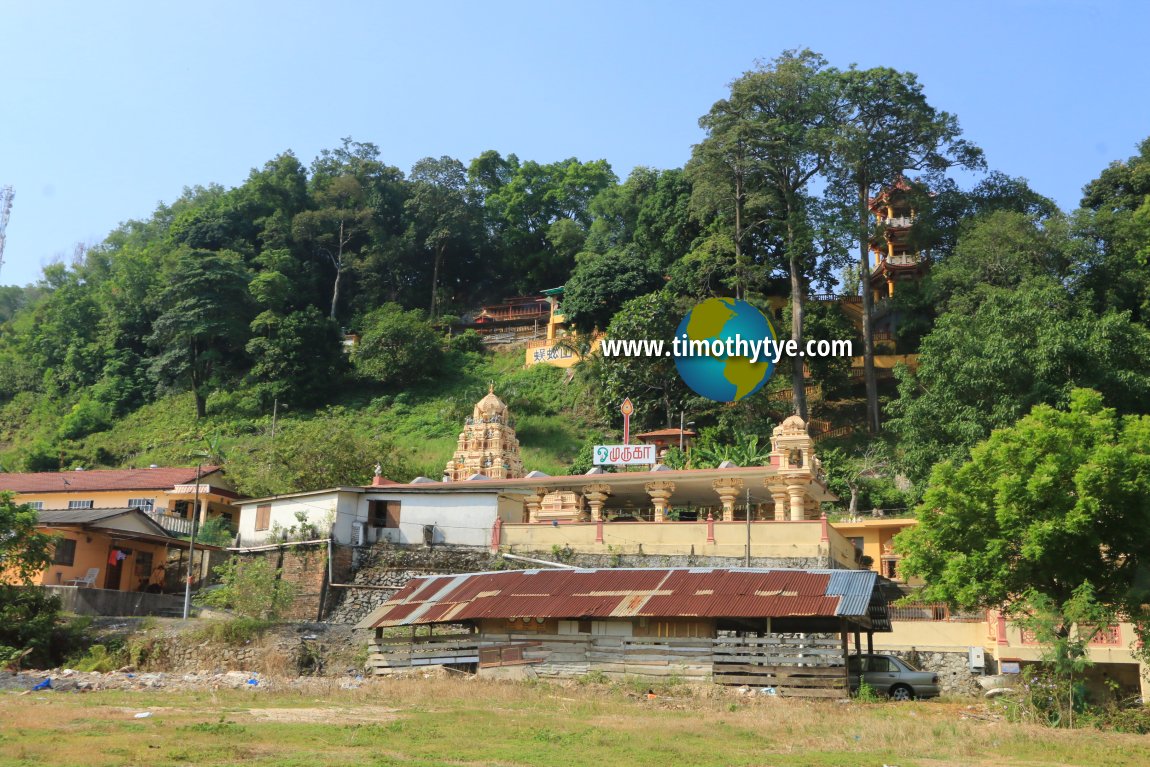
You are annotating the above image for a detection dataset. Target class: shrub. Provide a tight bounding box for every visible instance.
[194,557,295,621]
[854,680,880,703]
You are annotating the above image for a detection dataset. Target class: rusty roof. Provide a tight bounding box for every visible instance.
[358,568,882,629]
[0,466,225,494]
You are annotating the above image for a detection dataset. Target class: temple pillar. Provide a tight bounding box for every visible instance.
[787,483,807,521]
[765,481,788,521]
[582,483,611,522]
[523,488,546,524]
[644,481,676,523]
[711,478,744,522]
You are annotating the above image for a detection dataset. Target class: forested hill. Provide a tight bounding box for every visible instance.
[2,54,1150,508]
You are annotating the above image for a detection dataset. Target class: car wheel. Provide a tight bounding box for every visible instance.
[889,684,914,702]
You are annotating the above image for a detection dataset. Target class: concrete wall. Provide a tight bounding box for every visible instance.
[35,585,189,617]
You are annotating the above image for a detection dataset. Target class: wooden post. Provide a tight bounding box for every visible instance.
[840,620,850,697]
[854,630,861,656]
[867,631,874,655]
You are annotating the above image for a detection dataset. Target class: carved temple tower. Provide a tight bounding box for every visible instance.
[444,386,525,481]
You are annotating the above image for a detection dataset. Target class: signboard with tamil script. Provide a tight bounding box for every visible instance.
[593,444,656,466]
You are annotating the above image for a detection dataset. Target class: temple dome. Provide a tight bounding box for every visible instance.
[777,415,807,435]
[473,384,509,419]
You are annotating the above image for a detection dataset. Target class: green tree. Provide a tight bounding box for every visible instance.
[593,290,690,429]
[1075,137,1150,322]
[562,245,662,332]
[826,65,984,433]
[926,210,1077,314]
[350,303,443,387]
[147,249,253,418]
[0,491,55,584]
[897,390,1150,658]
[405,156,480,317]
[245,306,346,409]
[887,279,1150,484]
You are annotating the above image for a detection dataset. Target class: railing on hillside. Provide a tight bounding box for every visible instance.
[888,603,985,623]
[147,510,193,536]
[809,293,864,304]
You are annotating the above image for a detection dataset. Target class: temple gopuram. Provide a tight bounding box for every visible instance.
[444,386,525,481]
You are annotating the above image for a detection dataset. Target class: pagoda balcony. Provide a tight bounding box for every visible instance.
[880,253,922,267]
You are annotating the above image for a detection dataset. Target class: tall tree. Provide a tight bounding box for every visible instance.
[148,249,253,418]
[690,50,843,419]
[405,156,478,317]
[826,66,984,433]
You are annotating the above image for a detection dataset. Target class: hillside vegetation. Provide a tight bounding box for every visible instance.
[2,51,1149,512]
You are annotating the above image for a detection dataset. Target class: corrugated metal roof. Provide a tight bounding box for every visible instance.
[358,568,883,629]
[2,466,224,493]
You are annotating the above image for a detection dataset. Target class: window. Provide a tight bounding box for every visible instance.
[52,538,76,566]
[369,500,401,528]
[26,501,44,510]
[67,500,94,509]
[884,559,899,579]
[134,550,154,578]
[255,505,271,531]
[847,536,864,553]
[127,498,155,512]
[173,500,191,518]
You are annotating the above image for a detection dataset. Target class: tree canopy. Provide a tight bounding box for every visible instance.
[897,390,1150,641]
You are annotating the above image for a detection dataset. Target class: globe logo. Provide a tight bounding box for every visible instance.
[673,298,777,402]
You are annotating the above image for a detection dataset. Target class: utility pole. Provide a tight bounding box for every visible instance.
[181,463,203,620]
[745,486,752,567]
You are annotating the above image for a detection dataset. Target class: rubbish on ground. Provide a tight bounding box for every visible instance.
[133,712,152,719]
[31,679,52,691]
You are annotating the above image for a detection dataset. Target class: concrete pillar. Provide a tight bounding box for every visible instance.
[644,481,676,523]
[198,497,209,526]
[523,488,545,524]
[766,483,788,521]
[582,483,611,522]
[711,478,744,522]
[787,483,807,521]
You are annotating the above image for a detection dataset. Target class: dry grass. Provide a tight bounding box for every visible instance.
[1,676,1148,767]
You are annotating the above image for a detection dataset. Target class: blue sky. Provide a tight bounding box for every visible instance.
[2,0,1147,287]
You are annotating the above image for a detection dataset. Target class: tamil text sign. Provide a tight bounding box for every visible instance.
[593,444,656,466]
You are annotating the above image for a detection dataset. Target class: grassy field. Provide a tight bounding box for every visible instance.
[2,677,1148,767]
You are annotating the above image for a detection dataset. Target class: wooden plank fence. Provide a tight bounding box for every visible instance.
[368,633,480,671]
[712,636,849,698]
[368,631,851,698]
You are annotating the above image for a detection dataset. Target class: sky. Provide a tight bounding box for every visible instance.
[2,0,1148,287]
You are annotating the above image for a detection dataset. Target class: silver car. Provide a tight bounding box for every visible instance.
[848,654,940,700]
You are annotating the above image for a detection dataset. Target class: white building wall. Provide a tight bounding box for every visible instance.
[363,492,499,547]
[236,490,359,546]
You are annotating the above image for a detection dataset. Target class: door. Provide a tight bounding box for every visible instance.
[104,548,125,590]
[103,547,134,590]
[864,656,898,694]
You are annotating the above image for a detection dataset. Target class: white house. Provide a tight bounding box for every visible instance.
[233,478,522,548]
